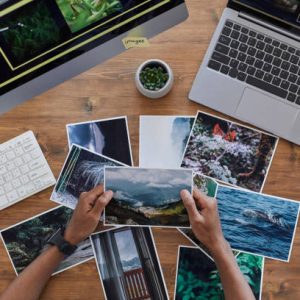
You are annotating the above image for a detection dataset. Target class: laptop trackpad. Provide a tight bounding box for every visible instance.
[236,88,297,136]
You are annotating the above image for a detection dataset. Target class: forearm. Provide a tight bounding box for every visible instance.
[0,246,64,300]
[211,239,255,300]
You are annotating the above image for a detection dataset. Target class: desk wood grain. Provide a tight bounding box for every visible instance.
[0,1,299,299]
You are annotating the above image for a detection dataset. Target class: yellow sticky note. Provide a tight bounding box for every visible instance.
[122,37,150,49]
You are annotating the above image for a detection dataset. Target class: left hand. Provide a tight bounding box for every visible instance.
[64,185,113,245]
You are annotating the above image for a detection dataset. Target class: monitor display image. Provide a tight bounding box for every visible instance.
[0,0,187,109]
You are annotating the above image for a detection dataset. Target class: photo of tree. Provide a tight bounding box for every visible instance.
[181,111,278,192]
[104,167,193,227]
[51,144,124,209]
[91,227,168,300]
[55,0,123,33]
[175,246,263,300]
[0,1,64,65]
[139,116,194,168]
[1,206,94,275]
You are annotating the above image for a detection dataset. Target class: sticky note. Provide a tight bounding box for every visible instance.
[122,37,150,49]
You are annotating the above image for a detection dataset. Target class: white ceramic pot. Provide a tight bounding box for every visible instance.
[135,59,174,99]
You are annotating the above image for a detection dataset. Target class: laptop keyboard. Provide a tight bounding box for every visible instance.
[208,20,300,106]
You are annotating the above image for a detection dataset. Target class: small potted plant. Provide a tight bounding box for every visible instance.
[135,59,174,99]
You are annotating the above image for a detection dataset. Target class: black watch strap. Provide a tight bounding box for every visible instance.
[47,228,77,256]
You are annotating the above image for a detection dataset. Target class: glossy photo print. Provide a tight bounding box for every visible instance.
[175,246,264,300]
[181,111,279,192]
[51,145,125,209]
[67,117,133,166]
[90,227,168,300]
[104,167,193,227]
[139,116,194,168]
[216,185,300,261]
[55,0,123,33]
[0,206,94,276]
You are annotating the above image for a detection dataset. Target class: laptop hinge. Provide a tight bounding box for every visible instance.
[238,12,300,43]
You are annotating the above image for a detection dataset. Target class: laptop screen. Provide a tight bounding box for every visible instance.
[231,0,300,30]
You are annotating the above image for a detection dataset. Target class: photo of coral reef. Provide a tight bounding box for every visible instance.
[181,111,278,192]
[0,1,64,65]
[55,0,123,33]
[175,246,263,300]
[51,145,124,209]
[1,206,94,275]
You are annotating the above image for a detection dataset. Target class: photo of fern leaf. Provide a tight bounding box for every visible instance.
[0,1,64,65]
[1,206,94,275]
[175,247,263,300]
[55,0,123,33]
[181,111,278,192]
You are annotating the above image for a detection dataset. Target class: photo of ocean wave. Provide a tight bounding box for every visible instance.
[217,185,299,261]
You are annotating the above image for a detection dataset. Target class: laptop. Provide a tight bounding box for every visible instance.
[189,0,300,145]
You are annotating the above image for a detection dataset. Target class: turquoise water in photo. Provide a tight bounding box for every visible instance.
[217,186,299,261]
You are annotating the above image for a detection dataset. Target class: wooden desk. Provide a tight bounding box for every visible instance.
[0,0,299,299]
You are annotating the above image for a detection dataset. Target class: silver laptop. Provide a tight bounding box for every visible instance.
[189,0,300,145]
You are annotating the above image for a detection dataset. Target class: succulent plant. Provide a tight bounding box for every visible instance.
[140,65,169,91]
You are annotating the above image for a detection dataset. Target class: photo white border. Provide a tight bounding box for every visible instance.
[139,115,195,168]
[103,166,194,229]
[49,144,129,210]
[180,110,280,193]
[90,226,170,300]
[217,184,300,262]
[0,205,94,277]
[66,116,134,166]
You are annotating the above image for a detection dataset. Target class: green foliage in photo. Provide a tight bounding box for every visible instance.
[56,0,123,33]
[0,1,62,64]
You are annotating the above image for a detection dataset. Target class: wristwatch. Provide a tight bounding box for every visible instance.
[47,227,77,256]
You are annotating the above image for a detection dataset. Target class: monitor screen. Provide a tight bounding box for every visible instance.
[0,0,184,96]
[231,0,300,30]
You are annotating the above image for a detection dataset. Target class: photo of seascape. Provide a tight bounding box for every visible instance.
[1,206,94,275]
[217,185,299,261]
[104,167,193,227]
[67,117,132,166]
[51,145,124,209]
[139,116,194,168]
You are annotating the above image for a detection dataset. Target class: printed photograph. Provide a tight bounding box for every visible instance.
[181,111,279,192]
[91,227,168,300]
[175,246,264,300]
[1,206,94,275]
[217,185,300,261]
[0,1,65,65]
[67,117,132,166]
[139,116,194,168]
[51,144,124,209]
[104,167,193,227]
[55,0,123,33]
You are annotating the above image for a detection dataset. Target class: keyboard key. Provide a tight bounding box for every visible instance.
[257,34,264,40]
[247,66,256,75]
[263,73,273,83]
[225,20,233,27]
[256,41,265,50]
[220,65,230,75]
[272,40,280,47]
[0,166,6,175]
[249,30,256,37]
[229,49,238,58]
[237,52,246,62]
[238,63,247,72]
[246,56,255,66]
[280,70,289,80]
[247,47,256,56]
[287,93,296,102]
[7,190,19,202]
[239,43,248,53]
[208,60,221,71]
[230,40,239,49]
[212,52,230,65]
[0,154,7,164]
[231,30,240,39]
[288,46,296,54]
[222,26,231,36]
[282,51,291,61]
[14,147,24,156]
[29,160,44,170]
[23,153,31,163]
[281,80,290,90]
[246,76,288,98]
[247,37,256,46]
[20,175,29,185]
[21,164,30,174]
[219,35,231,45]
[289,84,298,93]
[281,61,290,70]
[4,183,13,193]
[265,37,272,44]
[273,57,282,67]
[290,55,299,65]
[262,63,272,72]
[233,24,241,31]
[255,70,264,79]
[14,157,23,167]
[254,60,263,69]
[264,54,273,63]
[296,97,300,105]
[0,186,4,195]
[290,64,299,74]
[241,27,249,34]
[265,45,274,54]
[6,151,15,160]
[229,68,238,78]
[0,195,8,206]
[215,43,230,55]
[6,162,14,171]
[288,74,297,84]
[12,178,21,189]
[272,77,281,86]
[256,50,264,59]
[239,34,248,43]
[0,176,4,185]
[273,48,282,57]
[3,172,13,182]
[237,72,247,81]
[230,59,239,68]
[280,43,288,50]
[29,167,49,181]
[271,66,280,76]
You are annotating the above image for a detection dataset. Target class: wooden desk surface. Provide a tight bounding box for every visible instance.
[0,0,299,299]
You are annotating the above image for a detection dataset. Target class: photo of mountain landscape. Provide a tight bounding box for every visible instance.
[104,167,193,227]
[51,144,124,209]
[1,206,94,275]
[139,116,194,168]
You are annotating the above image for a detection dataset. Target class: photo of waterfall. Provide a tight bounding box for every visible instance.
[139,116,194,168]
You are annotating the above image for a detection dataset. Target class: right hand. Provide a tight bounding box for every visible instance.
[180,188,228,255]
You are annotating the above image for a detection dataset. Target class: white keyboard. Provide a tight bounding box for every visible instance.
[0,131,56,210]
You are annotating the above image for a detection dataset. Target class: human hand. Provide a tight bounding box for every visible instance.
[181,188,228,256]
[64,185,113,245]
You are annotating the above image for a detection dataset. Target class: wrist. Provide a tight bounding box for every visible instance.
[63,229,81,246]
[208,236,231,259]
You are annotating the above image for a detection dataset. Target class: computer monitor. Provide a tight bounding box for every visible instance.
[0,0,188,114]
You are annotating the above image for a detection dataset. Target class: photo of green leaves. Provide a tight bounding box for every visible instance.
[55,0,123,33]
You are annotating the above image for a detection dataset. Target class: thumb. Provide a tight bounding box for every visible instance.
[92,190,114,216]
[181,189,203,223]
